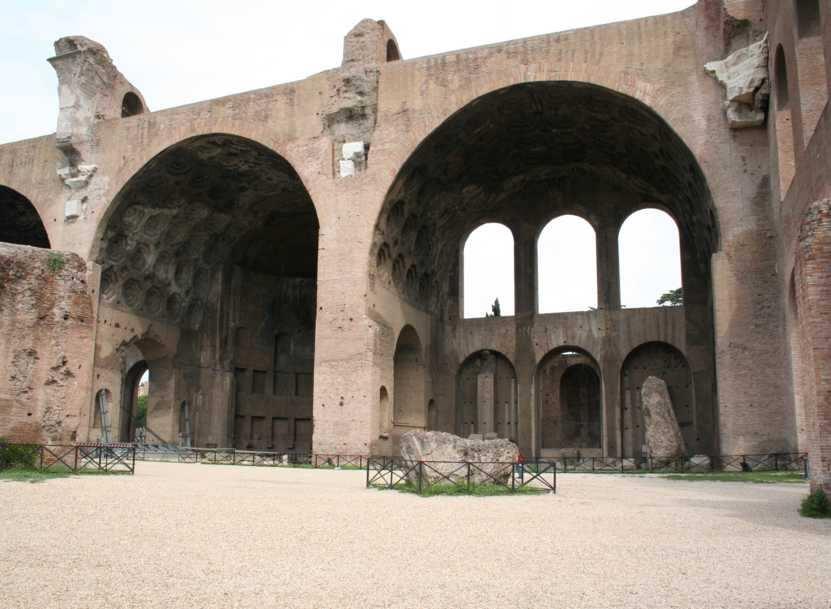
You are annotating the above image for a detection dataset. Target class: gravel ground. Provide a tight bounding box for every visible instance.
[1,462,829,609]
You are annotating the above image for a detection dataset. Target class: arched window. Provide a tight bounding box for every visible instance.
[619,209,682,308]
[537,215,597,313]
[393,326,425,426]
[462,223,514,318]
[386,39,401,62]
[795,0,827,145]
[774,44,796,196]
[121,92,144,118]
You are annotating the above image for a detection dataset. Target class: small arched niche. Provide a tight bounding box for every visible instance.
[378,386,390,436]
[462,222,514,318]
[455,350,517,440]
[121,92,144,118]
[386,39,401,62]
[537,347,602,453]
[619,209,682,308]
[537,215,597,313]
[393,326,425,427]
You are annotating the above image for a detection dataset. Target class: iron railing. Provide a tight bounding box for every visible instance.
[556,452,808,475]
[366,457,557,495]
[0,443,136,474]
[135,446,369,469]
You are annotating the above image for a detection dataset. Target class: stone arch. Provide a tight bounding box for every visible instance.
[94,134,319,449]
[393,325,425,427]
[93,133,319,327]
[536,346,602,454]
[120,360,148,442]
[774,44,796,196]
[369,82,718,315]
[455,350,517,440]
[0,185,50,248]
[620,341,695,458]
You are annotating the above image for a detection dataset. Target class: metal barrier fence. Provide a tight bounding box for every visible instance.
[0,443,136,474]
[556,452,808,475]
[135,446,369,469]
[366,457,557,495]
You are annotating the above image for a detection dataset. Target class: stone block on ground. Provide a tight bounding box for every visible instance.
[399,430,519,485]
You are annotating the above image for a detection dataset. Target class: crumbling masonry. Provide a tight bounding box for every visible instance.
[1,2,830,492]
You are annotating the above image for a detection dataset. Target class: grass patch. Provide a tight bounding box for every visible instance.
[373,482,548,497]
[799,489,831,519]
[0,467,132,483]
[47,252,65,273]
[661,471,806,484]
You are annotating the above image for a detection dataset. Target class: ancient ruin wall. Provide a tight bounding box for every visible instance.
[0,244,94,443]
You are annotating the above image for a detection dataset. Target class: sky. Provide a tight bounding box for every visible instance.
[463,212,682,318]
[1,0,695,144]
[2,1,691,317]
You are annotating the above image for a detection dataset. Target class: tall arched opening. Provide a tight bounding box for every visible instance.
[370,82,717,456]
[537,347,602,456]
[455,350,517,440]
[95,134,319,449]
[393,326,425,427]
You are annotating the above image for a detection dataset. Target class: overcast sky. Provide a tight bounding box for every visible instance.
[463,211,682,318]
[2,0,695,143]
[2,1,691,316]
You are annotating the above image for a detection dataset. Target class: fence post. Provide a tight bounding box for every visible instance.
[774,453,779,471]
[512,462,517,493]
[466,462,471,492]
[417,461,423,495]
[365,458,370,488]
[337,454,340,468]
[314,454,318,468]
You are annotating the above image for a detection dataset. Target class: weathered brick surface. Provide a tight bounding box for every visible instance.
[0,244,94,443]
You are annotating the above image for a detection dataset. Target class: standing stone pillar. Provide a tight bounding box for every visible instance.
[476,356,495,436]
[512,221,538,456]
[596,221,621,310]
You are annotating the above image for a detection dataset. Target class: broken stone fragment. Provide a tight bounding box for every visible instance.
[640,376,686,458]
[399,430,519,484]
[704,34,769,129]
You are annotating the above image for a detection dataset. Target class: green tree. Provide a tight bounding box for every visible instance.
[657,287,683,306]
[134,395,148,427]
